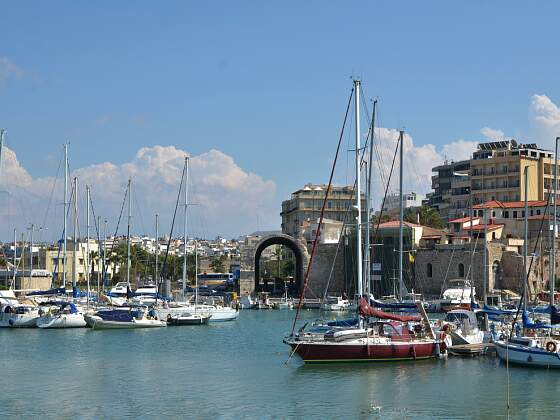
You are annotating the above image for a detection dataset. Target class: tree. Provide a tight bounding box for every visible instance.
[404,205,443,229]
[210,255,227,273]
[372,213,392,225]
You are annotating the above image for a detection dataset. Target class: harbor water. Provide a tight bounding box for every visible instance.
[2,310,560,419]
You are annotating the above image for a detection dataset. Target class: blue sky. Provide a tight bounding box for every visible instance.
[2,2,560,239]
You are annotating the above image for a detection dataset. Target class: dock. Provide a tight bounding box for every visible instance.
[448,343,495,357]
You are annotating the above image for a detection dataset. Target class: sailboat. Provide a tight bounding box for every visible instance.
[275,285,294,310]
[284,80,442,363]
[167,158,211,326]
[156,157,237,322]
[495,160,560,367]
[36,302,86,328]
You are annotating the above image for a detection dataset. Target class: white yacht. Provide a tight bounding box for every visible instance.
[156,302,239,322]
[440,279,474,312]
[130,282,158,305]
[239,294,256,309]
[1,303,41,328]
[85,307,167,329]
[440,309,484,345]
[320,296,353,312]
[36,302,87,328]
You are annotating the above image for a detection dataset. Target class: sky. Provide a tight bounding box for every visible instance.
[2,1,560,241]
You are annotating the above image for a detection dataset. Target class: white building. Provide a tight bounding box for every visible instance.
[381,192,425,214]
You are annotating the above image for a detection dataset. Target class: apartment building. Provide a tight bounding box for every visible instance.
[427,160,470,222]
[281,184,367,238]
[470,140,555,204]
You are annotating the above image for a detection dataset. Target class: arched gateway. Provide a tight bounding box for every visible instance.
[254,234,309,294]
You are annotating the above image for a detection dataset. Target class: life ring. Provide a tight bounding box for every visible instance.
[546,341,557,353]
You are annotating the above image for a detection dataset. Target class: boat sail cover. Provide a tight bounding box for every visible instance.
[551,305,560,325]
[522,311,560,329]
[358,298,420,322]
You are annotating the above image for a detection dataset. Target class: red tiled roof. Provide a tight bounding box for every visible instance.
[473,200,547,209]
[377,221,421,228]
[448,216,480,224]
[463,224,504,231]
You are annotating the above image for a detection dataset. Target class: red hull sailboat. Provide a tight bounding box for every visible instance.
[284,80,442,364]
[284,299,442,363]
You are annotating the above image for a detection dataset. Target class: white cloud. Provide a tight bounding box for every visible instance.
[480,127,505,140]
[441,139,478,162]
[369,128,477,203]
[0,57,24,87]
[529,94,560,150]
[0,145,276,239]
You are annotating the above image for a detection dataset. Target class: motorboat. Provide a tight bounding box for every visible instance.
[275,288,294,310]
[275,299,294,310]
[320,296,353,312]
[239,294,256,309]
[36,302,86,328]
[439,309,484,345]
[85,308,167,329]
[257,293,274,309]
[167,311,211,325]
[1,302,41,328]
[130,282,158,305]
[440,279,474,312]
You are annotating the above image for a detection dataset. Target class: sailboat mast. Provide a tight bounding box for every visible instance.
[155,214,159,287]
[469,173,474,302]
[398,130,405,302]
[353,79,363,299]
[63,143,68,289]
[195,240,198,314]
[182,157,189,302]
[86,185,90,309]
[127,178,131,288]
[73,177,78,298]
[29,223,34,273]
[365,100,377,297]
[103,219,107,292]
[523,166,529,311]
[12,228,16,286]
[552,137,559,306]
[97,215,101,296]
[0,129,5,186]
[483,204,487,306]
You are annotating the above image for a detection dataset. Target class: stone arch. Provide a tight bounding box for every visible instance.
[254,234,308,295]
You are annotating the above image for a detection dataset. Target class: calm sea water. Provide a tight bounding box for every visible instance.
[1,310,560,419]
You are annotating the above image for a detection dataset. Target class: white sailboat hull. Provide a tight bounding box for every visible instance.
[36,313,87,328]
[0,313,40,328]
[495,340,560,368]
[85,315,167,330]
[157,305,238,322]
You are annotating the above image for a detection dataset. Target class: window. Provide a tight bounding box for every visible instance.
[513,211,518,218]
[492,232,496,240]
[522,211,525,218]
[492,211,496,217]
[458,263,465,278]
[427,263,433,278]
[537,209,541,215]
[530,210,534,216]
[504,211,509,218]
